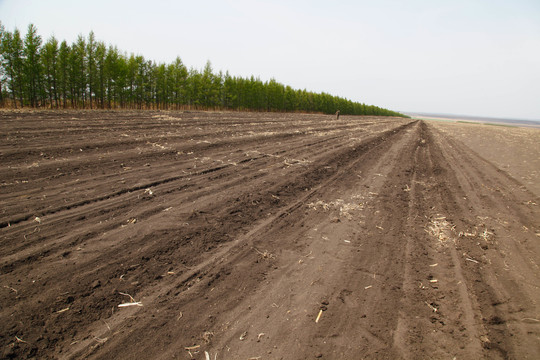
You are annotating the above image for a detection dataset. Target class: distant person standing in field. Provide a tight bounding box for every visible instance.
[336,110,340,120]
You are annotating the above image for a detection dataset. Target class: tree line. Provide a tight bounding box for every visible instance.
[0,23,406,117]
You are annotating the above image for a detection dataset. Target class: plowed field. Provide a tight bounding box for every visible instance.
[1,111,539,359]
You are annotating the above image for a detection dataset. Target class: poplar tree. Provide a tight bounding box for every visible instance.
[0,25,10,105]
[171,57,187,109]
[68,41,80,107]
[201,61,219,108]
[86,31,96,109]
[73,35,86,107]
[104,46,119,108]
[132,55,145,109]
[143,59,155,109]
[42,36,59,108]
[2,28,26,108]
[57,40,70,108]
[187,67,201,108]
[155,63,167,109]
[23,24,42,107]
[0,21,5,104]
[221,72,235,109]
[126,54,137,108]
[94,41,106,108]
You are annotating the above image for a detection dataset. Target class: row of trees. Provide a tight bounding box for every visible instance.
[0,23,406,117]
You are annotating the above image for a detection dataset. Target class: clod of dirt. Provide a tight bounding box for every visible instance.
[91,280,101,289]
[488,316,505,325]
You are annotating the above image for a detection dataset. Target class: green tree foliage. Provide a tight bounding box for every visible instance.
[23,24,42,107]
[42,36,60,108]
[71,35,86,108]
[0,21,5,104]
[86,31,97,109]
[94,41,107,108]
[0,23,407,117]
[57,40,70,108]
[1,27,25,107]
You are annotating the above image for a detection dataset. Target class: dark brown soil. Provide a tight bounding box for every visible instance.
[1,111,539,359]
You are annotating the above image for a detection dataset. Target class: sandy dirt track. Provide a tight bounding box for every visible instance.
[1,111,539,359]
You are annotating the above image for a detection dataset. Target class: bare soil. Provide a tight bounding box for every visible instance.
[429,120,540,197]
[1,111,539,360]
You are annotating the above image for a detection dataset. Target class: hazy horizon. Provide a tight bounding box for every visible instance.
[1,0,539,120]
[404,111,540,123]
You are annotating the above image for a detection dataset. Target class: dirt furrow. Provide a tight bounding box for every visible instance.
[68,120,419,359]
[0,117,381,224]
[1,112,414,359]
[425,124,540,359]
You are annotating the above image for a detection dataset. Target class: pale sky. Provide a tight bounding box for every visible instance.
[1,0,539,120]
